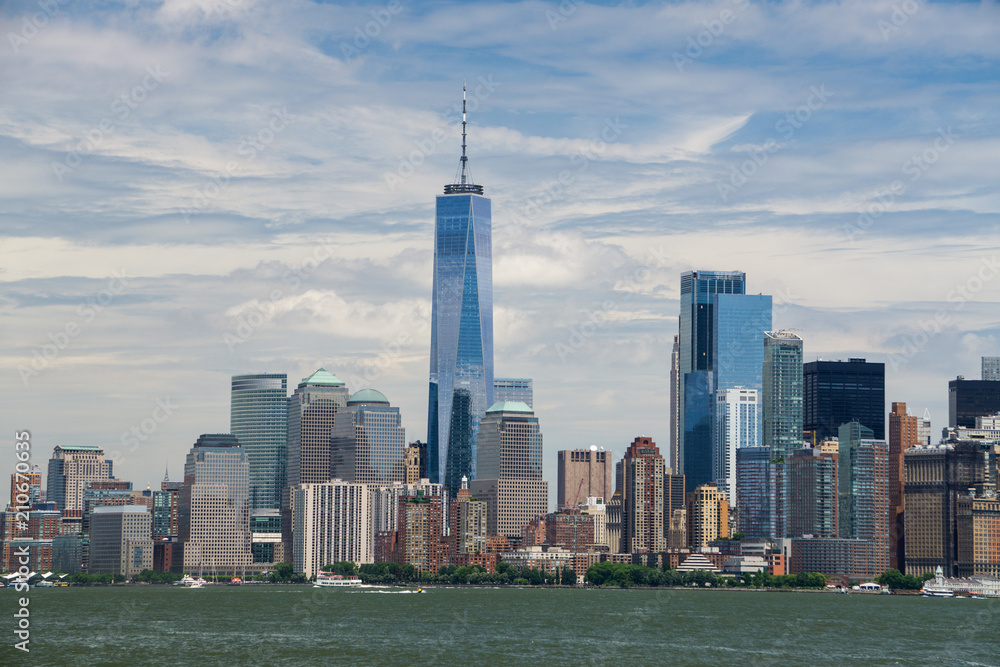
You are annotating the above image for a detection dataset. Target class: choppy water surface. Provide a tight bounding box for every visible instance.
[3,586,997,665]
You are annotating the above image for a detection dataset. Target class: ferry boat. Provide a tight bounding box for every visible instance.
[921,567,955,598]
[314,572,363,588]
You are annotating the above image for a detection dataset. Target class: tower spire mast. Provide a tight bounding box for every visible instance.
[444,83,483,195]
[461,82,468,185]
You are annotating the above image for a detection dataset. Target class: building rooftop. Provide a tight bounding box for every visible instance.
[93,505,150,514]
[53,445,104,452]
[347,388,390,405]
[486,401,533,414]
[299,368,345,387]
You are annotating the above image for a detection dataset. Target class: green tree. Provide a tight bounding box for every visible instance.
[560,567,576,586]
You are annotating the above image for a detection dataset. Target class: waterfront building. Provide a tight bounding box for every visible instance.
[949,376,1000,427]
[763,331,804,461]
[557,447,613,508]
[676,270,747,480]
[620,437,667,553]
[787,447,838,539]
[736,447,771,539]
[451,476,487,555]
[789,537,879,580]
[427,91,494,492]
[391,492,449,574]
[889,402,920,571]
[904,442,984,576]
[469,402,548,539]
[371,480,446,535]
[177,434,251,574]
[686,483,729,549]
[292,480,372,578]
[493,377,532,407]
[580,497,608,547]
[46,445,113,512]
[605,492,622,553]
[330,389,407,485]
[983,356,1000,382]
[544,509,596,551]
[230,373,288,511]
[286,369,350,491]
[81,480,134,536]
[250,509,283,564]
[836,422,890,574]
[153,478,181,541]
[714,387,759,503]
[803,359,885,442]
[89,505,153,577]
[959,489,1000,578]
[8,465,42,509]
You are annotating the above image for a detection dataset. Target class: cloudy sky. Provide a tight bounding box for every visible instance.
[2,0,998,502]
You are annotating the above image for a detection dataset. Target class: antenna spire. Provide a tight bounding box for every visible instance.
[444,83,484,195]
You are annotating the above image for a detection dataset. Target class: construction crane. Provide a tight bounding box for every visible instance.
[571,477,585,509]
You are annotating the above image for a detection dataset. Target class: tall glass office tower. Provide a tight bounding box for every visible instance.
[762,330,804,460]
[231,373,288,511]
[428,87,494,493]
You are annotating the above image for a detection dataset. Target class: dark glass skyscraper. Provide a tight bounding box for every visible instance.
[803,359,885,442]
[948,376,1000,427]
[428,88,494,492]
[231,373,287,511]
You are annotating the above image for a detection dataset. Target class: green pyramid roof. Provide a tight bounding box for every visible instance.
[486,401,533,414]
[300,368,345,387]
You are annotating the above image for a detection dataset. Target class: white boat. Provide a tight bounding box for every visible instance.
[921,567,955,597]
[314,572,363,588]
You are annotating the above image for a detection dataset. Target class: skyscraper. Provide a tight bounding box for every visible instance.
[557,447,613,508]
[286,369,349,491]
[714,387,759,503]
[948,376,1000,427]
[762,331,804,460]
[89,506,153,577]
[292,480,372,578]
[231,373,288,511]
[620,436,667,553]
[428,88,494,492]
[686,483,729,549]
[669,334,680,470]
[788,446,838,539]
[330,389,407,485]
[177,434,251,574]
[983,356,1000,381]
[676,270,746,480]
[493,378,532,407]
[46,445,113,512]
[889,402,920,571]
[837,421,890,574]
[803,359,885,442]
[468,402,548,539]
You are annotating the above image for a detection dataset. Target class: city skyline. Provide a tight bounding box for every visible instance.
[3,0,999,501]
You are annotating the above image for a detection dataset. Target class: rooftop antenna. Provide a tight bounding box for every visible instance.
[163,462,169,483]
[445,83,484,195]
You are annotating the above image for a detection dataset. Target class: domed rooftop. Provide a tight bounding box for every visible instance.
[486,401,533,414]
[347,388,389,405]
[299,368,345,387]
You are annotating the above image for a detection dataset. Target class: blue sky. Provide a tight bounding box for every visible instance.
[1,0,998,500]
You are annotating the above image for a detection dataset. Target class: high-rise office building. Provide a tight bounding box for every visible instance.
[735,446,787,540]
[803,359,885,442]
[493,378,532,407]
[676,270,746,479]
[428,89,494,492]
[713,293,772,434]
[404,442,424,484]
[451,477,487,555]
[9,465,42,510]
[788,447,838,538]
[948,377,1000,428]
[904,442,983,576]
[683,370,714,492]
[46,445,113,512]
[177,434,250,574]
[557,447,613,508]
[620,436,667,553]
[292,480,372,578]
[89,505,153,577]
[153,478,181,541]
[983,356,1000,381]
[686,483,729,549]
[330,389,407,485]
[714,387,759,504]
[286,369,350,491]
[763,331,804,460]
[81,480,134,535]
[231,373,288,511]
[837,422,889,574]
[469,402,548,539]
[669,334,680,470]
[889,402,920,571]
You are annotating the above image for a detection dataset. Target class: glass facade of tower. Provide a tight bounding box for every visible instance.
[493,377,533,407]
[231,374,287,511]
[683,370,713,492]
[428,193,494,492]
[331,390,407,485]
[762,331,804,460]
[713,294,771,439]
[803,359,885,441]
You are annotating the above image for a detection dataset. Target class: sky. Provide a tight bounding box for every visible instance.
[1,0,998,504]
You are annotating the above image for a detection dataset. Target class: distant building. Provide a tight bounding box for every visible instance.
[493,377,533,407]
[958,488,1000,578]
[544,509,596,551]
[803,358,885,442]
[469,402,548,539]
[837,422,889,575]
[789,537,879,580]
[89,505,153,577]
[391,493,449,574]
[949,377,1000,428]
[787,447,838,539]
[250,509,283,564]
[82,480,134,536]
[451,477,487,555]
[714,387,759,503]
[736,447,772,539]
[330,389,407,485]
[763,331,804,461]
[889,402,920,571]
[46,445,113,512]
[177,435,251,575]
[670,334,681,471]
[371,480,445,535]
[292,480,372,578]
[620,437,667,553]
[557,447,613,508]
[8,465,42,509]
[983,356,1000,382]
[153,479,181,541]
[686,483,729,549]
[404,441,426,484]
[230,373,288,511]
[286,369,350,491]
